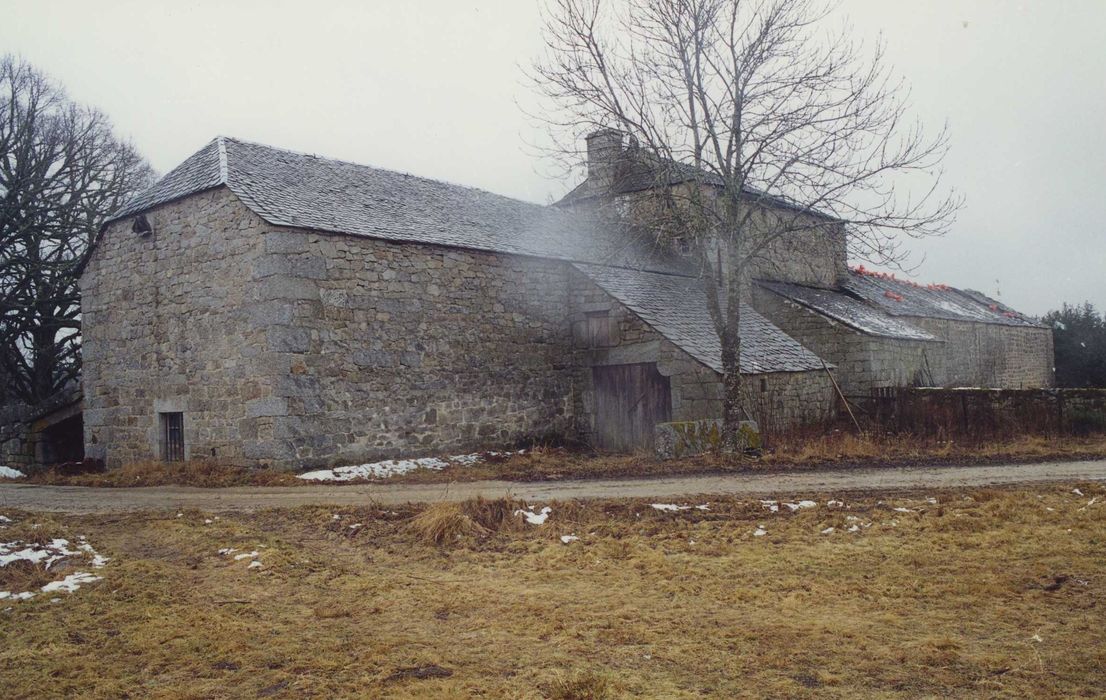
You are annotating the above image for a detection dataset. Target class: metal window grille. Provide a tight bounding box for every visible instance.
[161,412,184,462]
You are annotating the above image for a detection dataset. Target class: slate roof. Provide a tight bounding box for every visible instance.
[106,137,685,274]
[843,271,1044,328]
[757,280,940,341]
[574,263,828,374]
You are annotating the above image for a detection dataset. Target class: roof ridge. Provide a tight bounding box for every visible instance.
[216,136,229,184]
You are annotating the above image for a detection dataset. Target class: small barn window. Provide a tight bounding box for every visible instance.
[160,412,184,462]
[132,214,153,236]
[760,377,768,393]
[586,311,613,347]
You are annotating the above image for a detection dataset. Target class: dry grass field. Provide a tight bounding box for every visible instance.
[16,433,1106,488]
[2,483,1105,698]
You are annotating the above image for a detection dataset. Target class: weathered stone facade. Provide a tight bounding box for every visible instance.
[910,317,1054,389]
[754,289,941,395]
[754,287,1055,396]
[81,189,271,466]
[255,228,576,466]
[82,189,582,468]
[78,134,1052,469]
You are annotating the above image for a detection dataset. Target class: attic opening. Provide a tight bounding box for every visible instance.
[131,214,152,236]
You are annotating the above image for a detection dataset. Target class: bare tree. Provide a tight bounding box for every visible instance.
[531,0,960,447]
[0,55,153,404]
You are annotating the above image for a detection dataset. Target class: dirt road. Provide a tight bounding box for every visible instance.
[2,458,1105,514]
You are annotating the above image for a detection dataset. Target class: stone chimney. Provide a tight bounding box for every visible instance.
[585,129,624,192]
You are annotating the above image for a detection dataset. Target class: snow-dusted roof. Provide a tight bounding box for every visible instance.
[106,136,685,274]
[757,280,940,341]
[574,263,828,374]
[844,271,1044,328]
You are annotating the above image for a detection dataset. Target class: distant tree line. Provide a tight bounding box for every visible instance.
[0,55,152,405]
[1043,302,1106,388]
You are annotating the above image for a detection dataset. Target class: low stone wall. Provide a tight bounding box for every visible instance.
[654,419,760,459]
[861,387,1106,438]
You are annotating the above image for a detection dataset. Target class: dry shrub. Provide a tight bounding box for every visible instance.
[407,497,527,546]
[0,559,57,592]
[544,670,612,700]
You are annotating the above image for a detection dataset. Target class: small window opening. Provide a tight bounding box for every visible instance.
[132,214,153,236]
[760,377,768,393]
[160,412,184,462]
[586,311,613,347]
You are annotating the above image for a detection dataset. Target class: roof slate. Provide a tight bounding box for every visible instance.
[107,137,686,274]
[757,280,940,341]
[574,263,828,374]
[843,272,1044,328]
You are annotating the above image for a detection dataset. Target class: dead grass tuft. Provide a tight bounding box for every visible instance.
[545,670,614,699]
[407,502,491,545]
[27,460,302,487]
[407,497,527,545]
[0,559,56,592]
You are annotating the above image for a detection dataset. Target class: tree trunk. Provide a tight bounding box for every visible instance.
[720,307,745,452]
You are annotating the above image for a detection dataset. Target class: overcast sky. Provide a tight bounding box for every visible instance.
[2,0,1103,315]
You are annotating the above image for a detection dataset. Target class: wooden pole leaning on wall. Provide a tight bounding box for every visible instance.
[822,360,863,435]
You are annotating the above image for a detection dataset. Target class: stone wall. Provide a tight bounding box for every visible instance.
[605,185,847,292]
[909,317,1054,389]
[81,188,273,467]
[569,270,835,441]
[82,187,582,468]
[754,289,944,396]
[255,229,577,467]
[754,289,1055,395]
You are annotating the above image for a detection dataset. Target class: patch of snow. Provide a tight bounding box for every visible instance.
[516,506,552,525]
[41,572,102,594]
[696,504,710,511]
[331,514,341,521]
[218,548,237,556]
[233,551,259,561]
[892,507,915,513]
[826,500,844,508]
[1072,488,1084,497]
[348,523,363,530]
[247,560,262,569]
[204,519,213,525]
[760,500,780,513]
[785,500,817,511]
[560,534,579,544]
[298,450,527,482]
[821,527,835,535]
[847,524,860,533]
[753,526,767,537]
[1,537,108,600]
[651,503,689,512]
[0,466,26,479]
[0,515,12,523]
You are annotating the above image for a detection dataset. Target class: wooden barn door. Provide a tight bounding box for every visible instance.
[592,363,672,452]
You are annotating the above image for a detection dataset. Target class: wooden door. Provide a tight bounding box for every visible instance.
[592,363,672,452]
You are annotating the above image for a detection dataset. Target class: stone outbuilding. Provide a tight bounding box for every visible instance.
[78,135,1052,469]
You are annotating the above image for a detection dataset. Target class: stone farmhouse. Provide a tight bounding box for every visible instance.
[79,133,1053,468]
